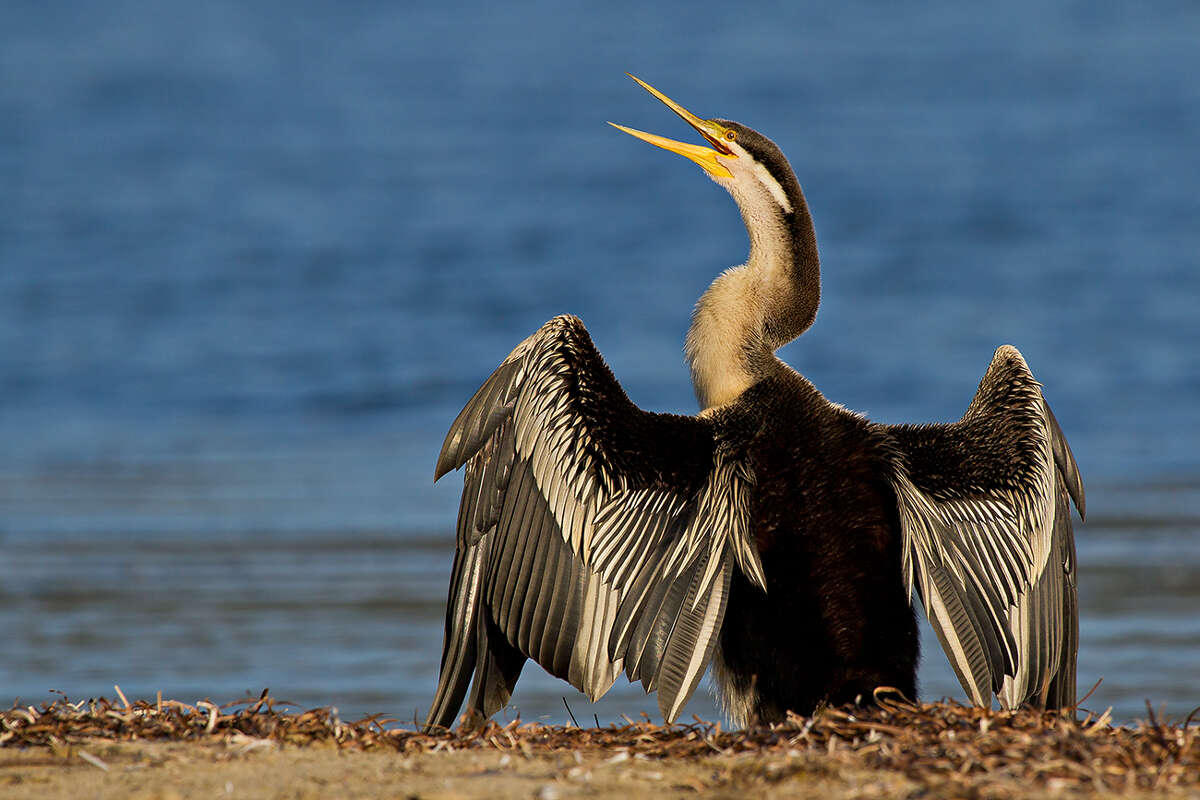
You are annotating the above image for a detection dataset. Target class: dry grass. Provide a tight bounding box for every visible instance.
[3,687,1198,797]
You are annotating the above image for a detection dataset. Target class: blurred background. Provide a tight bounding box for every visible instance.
[2,1,1198,727]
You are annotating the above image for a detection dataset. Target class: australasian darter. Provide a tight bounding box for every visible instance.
[424,75,1085,730]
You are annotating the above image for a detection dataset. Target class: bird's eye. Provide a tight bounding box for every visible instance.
[724,130,736,141]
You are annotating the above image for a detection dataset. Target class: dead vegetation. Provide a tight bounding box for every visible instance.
[3,687,1198,796]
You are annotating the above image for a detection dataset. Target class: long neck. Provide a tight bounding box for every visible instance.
[685,186,820,410]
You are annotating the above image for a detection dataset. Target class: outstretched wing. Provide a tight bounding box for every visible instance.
[425,315,764,730]
[888,345,1085,710]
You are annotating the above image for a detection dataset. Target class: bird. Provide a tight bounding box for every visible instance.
[423,75,1085,731]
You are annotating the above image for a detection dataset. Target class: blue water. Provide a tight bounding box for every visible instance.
[2,2,1198,726]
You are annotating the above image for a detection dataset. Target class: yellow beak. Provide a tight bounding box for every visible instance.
[610,74,735,179]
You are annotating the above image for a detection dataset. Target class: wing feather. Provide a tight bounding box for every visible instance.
[925,560,994,704]
[655,550,733,721]
[424,316,760,731]
[423,542,484,729]
[436,357,524,481]
[534,511,569,671]
[518,502,556,655]
[1045,403,1086,518]
[889,345,1084,711]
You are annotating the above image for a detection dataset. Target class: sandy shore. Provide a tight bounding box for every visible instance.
[2,693,1197,799]
[1,739,916,800]
[2,736,1194,800]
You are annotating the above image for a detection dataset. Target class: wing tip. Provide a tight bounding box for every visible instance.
[422,672,471,734]
[434,452,458,482]
[658,690,684,725]
[434,351,530,482]
[1043,400,1086,520]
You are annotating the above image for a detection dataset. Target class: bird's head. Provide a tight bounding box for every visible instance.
[610,74,800,221]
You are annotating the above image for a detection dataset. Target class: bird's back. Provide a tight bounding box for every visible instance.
[709,368,920,726]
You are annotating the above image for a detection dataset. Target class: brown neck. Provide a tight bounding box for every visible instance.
[756,188,819,350]
[686,188,820,410]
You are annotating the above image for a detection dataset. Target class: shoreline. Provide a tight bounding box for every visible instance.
[2,692,1198,798]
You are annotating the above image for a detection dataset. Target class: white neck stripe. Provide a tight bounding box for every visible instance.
[751,160,792,215]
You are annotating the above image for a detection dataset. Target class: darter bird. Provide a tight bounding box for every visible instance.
[424,75,1085,730]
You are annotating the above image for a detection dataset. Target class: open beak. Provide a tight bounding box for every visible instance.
[609,74,735,179]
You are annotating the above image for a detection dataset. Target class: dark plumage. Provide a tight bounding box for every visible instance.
[711,371,919,723]
[423,77,1084,731]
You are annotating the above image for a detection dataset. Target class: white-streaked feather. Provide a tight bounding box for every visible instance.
[428,315,762,726]
[892,345,1082,711]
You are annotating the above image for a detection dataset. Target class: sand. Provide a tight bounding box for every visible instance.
[1,739,912,800]
[2,692,1197,799]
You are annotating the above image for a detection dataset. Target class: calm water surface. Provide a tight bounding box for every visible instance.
[2,2,1198,725]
